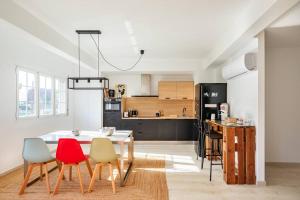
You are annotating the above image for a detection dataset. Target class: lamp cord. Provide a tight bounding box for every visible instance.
[97,33,100,77]
[89,34,143,72]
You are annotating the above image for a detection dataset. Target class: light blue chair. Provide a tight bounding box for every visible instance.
[19,138,56,195]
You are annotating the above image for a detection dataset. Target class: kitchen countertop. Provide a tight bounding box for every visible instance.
[208,120,255,127]
[122,116,196,120]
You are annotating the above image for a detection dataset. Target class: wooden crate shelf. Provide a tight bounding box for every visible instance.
[208,121,256,184]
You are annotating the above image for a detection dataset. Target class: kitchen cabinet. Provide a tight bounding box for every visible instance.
[176,81,194,100]
[158,81,194,100]
[134,120,159,140]
[158,120,177,140]
[176,120,194,141]
[121,119,159,140]
[103,112,122,129]
[158,81,177,100]
[120,119,196,141]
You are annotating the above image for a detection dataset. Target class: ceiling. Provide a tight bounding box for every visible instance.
[271,2,300,27]
[13,0,276,64]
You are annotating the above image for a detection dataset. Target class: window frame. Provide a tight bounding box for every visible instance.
[16,66,69,119]
[15,66,38,119]
[38,73,55,117]
[54,77,68,116]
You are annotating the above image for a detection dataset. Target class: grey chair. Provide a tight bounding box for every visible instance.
[19,138,56,195]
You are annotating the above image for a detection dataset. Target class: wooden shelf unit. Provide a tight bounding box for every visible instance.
[209,121,256,185]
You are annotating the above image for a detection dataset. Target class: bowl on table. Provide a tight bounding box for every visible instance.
[102,127,115,136]
[72,129,80,136]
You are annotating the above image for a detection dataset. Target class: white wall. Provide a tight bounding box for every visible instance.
[227,71,258,125]
[0,23,77,174]
[193,67,224,84]
[266,47,300,163]
[73,69,103,130]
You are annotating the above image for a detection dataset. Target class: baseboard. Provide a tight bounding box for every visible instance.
[256,181,267,186]
[0,164,23,177]
[266,162,300,167]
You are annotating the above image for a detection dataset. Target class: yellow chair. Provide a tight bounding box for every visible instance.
[88,138,121,194]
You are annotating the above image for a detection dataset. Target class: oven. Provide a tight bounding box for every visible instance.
[104,101,121,112]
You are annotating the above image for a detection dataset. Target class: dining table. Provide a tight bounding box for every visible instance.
[23,129,134,187]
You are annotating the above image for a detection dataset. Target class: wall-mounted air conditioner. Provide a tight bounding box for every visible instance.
[222,52,257,80]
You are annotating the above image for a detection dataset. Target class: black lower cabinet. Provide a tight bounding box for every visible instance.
[121,119,136,131]
[158,120,177,140]
[176,120,193,141]
[104,113,197,141]
[103,112,122,129]
[120,119,196,141]
[135,120,159,140]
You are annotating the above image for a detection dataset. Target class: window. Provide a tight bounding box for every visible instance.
[39,75,53,115]
[55,79,67,115]
[17,69,37,117]
[16,67,69,119]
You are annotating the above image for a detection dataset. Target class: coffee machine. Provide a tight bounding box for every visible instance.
[219,103,229,121]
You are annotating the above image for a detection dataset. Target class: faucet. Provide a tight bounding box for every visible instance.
[182,107,187,117]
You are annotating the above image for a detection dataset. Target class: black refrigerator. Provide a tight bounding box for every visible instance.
[194,83,227,156]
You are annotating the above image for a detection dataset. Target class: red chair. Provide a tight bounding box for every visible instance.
[53,139,93,195]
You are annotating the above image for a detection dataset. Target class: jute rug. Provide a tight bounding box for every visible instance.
[0,158,169,200]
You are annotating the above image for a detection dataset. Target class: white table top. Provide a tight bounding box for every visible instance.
[40,130,133,144]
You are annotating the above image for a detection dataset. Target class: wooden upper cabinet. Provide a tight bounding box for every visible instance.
[158,81,194,100]
[176,81,194,100]
[158,81,177,100]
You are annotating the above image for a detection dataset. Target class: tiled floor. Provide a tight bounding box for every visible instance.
[134,144,300,200]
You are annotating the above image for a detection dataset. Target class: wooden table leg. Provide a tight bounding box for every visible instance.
[128,136,134,163]
[119,142,125,187]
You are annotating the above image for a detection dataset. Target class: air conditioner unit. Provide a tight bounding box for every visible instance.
[222,52,257,80]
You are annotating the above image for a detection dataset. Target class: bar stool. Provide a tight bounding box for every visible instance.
[19,138,56,195]
[88,138,121,194]
[53,138,93,195]
[201,121,223,181]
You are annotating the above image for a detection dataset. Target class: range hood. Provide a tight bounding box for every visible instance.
[131,74,158,97]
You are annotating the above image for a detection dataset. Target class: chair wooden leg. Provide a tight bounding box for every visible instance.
[109,163,116,194]
[85,159,93,178]
[210,141,214,181]
[69,166,72,181]
[53,164,65,195]
[40,164,43,181]
[19,164,34,195]
[116,159,121,178]
[88,163,99,192]
[76,164,84,194]
[99,165,102,180]
[56,160,65,180]
[44,164,51,194]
